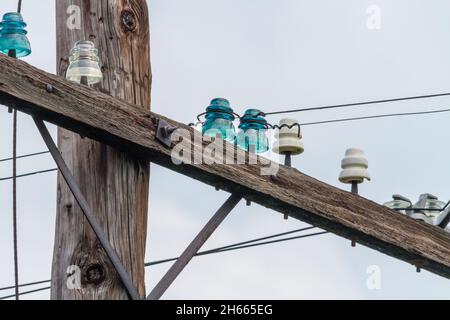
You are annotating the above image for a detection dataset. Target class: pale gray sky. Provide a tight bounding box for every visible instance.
[0,0,449,299]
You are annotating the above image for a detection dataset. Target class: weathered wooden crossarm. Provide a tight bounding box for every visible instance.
[0,54,449,279]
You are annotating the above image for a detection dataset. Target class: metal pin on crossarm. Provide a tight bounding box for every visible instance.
[339,148,371,247]
[273,118,304,220]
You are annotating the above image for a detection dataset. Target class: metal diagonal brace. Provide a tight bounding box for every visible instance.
[33,117,141,300]
[147,193,242,300]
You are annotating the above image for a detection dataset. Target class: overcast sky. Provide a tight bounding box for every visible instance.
[0,0,449,299]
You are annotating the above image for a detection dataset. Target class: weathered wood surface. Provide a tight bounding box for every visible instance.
[0,54,449,280]
[52,0,151,299]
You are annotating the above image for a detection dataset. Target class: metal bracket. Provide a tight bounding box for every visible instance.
[33,117,141,300]
[439,206,450,229]
[147,194,242,300]
[156,118,178,148]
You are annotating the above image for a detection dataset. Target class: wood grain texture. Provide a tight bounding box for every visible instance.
[0,54,449,280]
[52,0,151,299]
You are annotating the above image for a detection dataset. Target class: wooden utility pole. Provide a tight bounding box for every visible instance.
[1,54,449,280]
[52,1,151,299]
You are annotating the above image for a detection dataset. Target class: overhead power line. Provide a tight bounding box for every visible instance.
[12,108,19,300]
[300,107,450,126]
[0,151,50,163]
[215,231,328,253]
[145,226,318,267]
[0,279,51,291]
[0,286,51,300]
[0,105,446,183]
[0,227,328,299]
[0,168,57,182]
[1,97,449,168]
[264,92,450,115]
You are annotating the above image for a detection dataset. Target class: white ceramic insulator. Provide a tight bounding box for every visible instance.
[272,118,304,155]
[339,148,371,184]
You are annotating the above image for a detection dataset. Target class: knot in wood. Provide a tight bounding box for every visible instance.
[121,10,137,32]
[85,264,106,285]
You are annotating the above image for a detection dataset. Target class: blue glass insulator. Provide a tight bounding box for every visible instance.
[236,109,269,153]
[0,12,31,58]
[202,98,236,142]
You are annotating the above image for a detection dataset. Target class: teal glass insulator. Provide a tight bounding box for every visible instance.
[236,109,269,153]
[202,98,236,142]
[0,12,31,58]
[66,40,103,85]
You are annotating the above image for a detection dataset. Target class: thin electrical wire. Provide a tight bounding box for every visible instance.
[0,168,57,182]
[145,231,329,267]
[12,109,19,300]
[202,225,316,253]
[0,107,445,167]
[0,231,327,299]
[145,226,317,267]
[0,226,325,297]
[1,103,447,297]
[212,231,329,254]
[300,107,450,127]
[0,279,51,291]
[0,151,50,163]
[0,286,51,300]
[264,92,450,116]
[7,2,23,296]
